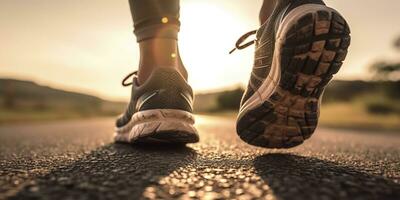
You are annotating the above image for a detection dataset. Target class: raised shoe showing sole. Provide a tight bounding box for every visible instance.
[237,4,351,148]
[114,68,199,144]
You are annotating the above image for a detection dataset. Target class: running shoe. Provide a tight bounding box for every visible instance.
[114,68,199,144]
[233,0,351,148]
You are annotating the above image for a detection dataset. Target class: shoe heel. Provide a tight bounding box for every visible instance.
[115,109,199,144]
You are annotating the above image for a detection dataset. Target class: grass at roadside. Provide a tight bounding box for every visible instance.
[2,103,398,132]
[200,103,400,132]
[319,103,399,132]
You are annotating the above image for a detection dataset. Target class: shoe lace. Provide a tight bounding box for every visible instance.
[122,71,138,87]
[229,30,257,54]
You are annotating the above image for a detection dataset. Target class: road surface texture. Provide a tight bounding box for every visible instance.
[0,115,399,200]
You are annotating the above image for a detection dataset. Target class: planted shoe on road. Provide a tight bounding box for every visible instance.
[115,68,199,144]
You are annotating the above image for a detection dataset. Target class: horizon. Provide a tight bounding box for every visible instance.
[1,76,396,104]
[1,0,400,101]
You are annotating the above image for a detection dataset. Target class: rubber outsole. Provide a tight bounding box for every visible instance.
[114,109,199,144]
[237,5,351,148]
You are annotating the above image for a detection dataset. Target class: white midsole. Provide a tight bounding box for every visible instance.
[238,4,338,120]
[115,109,195,133]
[114,109,198,142]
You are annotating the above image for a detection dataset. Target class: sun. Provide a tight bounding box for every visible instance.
[179,2,254,92]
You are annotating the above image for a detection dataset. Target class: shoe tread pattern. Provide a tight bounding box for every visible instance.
[237,9,350,148]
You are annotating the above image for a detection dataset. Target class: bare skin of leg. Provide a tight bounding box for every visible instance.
[259,0,276,24]
[137,38,188,85]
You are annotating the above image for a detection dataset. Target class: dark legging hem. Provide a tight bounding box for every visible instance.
[129,0,180,42]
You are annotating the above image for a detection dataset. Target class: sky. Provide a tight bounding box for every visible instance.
[1,0,400,101]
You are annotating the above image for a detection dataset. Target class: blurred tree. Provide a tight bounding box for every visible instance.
[370,35,400,81]
[370,62,400,80]
[369,36,400,99]
[369,62,400,99]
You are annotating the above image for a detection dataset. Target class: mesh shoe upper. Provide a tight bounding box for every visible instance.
[116,68,193,128]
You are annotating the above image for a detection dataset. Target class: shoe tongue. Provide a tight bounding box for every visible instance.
[256,23,266,41]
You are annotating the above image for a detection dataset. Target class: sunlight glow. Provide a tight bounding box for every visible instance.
[179,2,256,92]
[1,0,398,101]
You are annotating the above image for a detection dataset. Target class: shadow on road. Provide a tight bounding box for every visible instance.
[10,143,197,199]
[254,153,400,200]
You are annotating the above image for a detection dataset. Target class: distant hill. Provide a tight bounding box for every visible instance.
[0,79,126,121]
[0,79,100,106]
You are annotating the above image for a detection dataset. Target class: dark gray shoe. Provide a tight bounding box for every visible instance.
[234,0,351,148]
[115,68,199,144]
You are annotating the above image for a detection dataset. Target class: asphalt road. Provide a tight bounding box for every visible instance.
[0,115,399,200]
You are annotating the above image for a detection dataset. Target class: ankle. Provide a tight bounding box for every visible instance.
[137,39,188,84]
